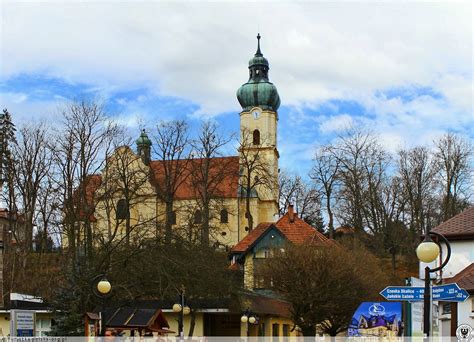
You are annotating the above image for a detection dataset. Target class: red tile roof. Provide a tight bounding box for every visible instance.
[149,156,239,200]
[231,208,335,253]
[239,291,292,318]
[73,174,102,222]
[432,207,474,240]
[0,208,25,223]
[231,223,273,253]
[444,263,474,292]
[335,225,355,235]
[77,156,239,220]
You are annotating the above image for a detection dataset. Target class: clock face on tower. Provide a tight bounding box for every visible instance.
[252,108,261,119]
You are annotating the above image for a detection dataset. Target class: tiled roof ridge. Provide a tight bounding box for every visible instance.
[444,263,474,291]
[230,222,275,253]
[435,206,473,228]
[431,206,474,238]
[149,155,239,164]
[448,263,474,282]
[276,213,332,243]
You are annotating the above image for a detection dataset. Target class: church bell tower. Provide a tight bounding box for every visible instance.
[236,34,280,225]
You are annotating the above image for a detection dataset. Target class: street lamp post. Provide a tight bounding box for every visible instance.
[92,275,112,336]
[172,286,190,340]
[416,230,451,337]
[240,309,257,337]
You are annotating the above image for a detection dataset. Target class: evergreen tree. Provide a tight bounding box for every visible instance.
[0,109,16,183]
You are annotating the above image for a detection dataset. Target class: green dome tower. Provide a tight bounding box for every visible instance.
[236,34,280,111]
[237,34,280,232]
[136,129,152,165]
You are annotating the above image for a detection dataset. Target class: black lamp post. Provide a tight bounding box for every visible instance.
[173,286,190,340]
[92,274,112,336]
[240,309,258,337]
[416,230,451,337]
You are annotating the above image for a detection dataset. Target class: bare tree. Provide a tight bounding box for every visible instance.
[238,129,275,231]
[327,129,382,232]
[8,124,53,252]
[95,143,155,248]
[279,170,323,229]
[397,147,437,243]
[311,147,340,238]
[259,242,389,336]
[52,100,119,267]
[434,133,472,221]
[151,120,190,244]
[188,121,235,245]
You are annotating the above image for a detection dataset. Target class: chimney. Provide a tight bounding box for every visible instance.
[288,204,295,223]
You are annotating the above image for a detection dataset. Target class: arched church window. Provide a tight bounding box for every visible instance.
[220,209,228,223]
[170,211,176,225]
[116,199,129,220]
[253,129,260,145]
[194,210,202,224]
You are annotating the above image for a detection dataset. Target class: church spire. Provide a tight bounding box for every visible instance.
[255,33,262,56]
[236,34,280,111]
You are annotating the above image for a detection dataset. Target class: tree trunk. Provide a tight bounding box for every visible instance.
[327,195,334,239]
[188,309,196,337]
[245,185,253,231]
[201,203,210,246]
[165,200,173,244]
[300,325,315,336]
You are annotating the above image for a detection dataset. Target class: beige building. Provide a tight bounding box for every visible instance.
[90,34,281,248]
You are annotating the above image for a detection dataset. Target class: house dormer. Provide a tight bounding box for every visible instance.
[230,205,336,291]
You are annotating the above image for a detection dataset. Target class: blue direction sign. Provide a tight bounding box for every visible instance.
[380,286,424,301]
[380,283,470,302]
[432,284,469,302]
[432,283,461,300]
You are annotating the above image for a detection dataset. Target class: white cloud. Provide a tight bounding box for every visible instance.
[0,1,472,172]
[319,114,353,133]
[0,92,65,125]
[1,2,471,114]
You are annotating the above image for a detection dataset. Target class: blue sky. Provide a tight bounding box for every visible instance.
[1,1,472,177]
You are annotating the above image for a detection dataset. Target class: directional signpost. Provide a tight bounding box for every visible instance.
[380,284,469,302]
[380,286,424,301]
[431,283,469,301]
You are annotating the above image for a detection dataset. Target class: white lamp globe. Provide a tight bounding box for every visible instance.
[241,315,248,323]
[248,316,256,324]
[97,279,111,295]
[183,306,191,315]
[416,241,440,263]
[172,304,182,313]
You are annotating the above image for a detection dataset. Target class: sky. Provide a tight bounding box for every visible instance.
[0,1,472,176]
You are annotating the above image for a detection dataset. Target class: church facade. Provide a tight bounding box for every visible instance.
[92,34,282,248]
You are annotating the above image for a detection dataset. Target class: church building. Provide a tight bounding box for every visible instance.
[92,34,282,247]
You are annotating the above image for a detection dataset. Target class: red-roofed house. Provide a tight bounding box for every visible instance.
[230,205,336,291]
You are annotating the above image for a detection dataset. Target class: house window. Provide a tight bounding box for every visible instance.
[35,318,52,336]
[194,210,202,224]
[220,209,228,223]
[170,211,176,225]
[264,249,272,258]
[272,323,279,339]
[442,303,451,315]
[116,199,129,220]
[283,324,290,339]
[254,275,265,289]
[253,129,260,145]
